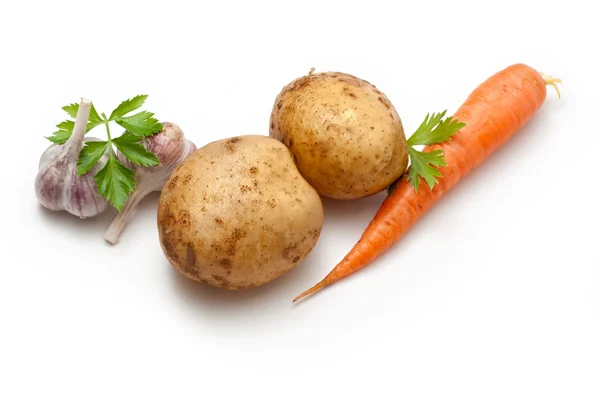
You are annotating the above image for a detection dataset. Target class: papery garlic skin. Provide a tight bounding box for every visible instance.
[35,99,109,219]
[130,122,197,191]
[104,122,196,243]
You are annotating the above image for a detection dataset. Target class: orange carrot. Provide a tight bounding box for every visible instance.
[294,63,561,302]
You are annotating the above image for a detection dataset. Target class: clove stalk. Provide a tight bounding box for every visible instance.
[104,122,196,244]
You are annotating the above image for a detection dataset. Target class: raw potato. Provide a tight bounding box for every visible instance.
[157,135,324,290]
[270,71,409,199]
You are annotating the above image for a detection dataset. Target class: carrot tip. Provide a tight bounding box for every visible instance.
[542,73,562,99]
[293,280,328,303]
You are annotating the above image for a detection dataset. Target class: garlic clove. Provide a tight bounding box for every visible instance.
[35,99,110,219]
[103,122,197,244]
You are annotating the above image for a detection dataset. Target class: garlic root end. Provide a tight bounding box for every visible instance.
[103,189,151,244]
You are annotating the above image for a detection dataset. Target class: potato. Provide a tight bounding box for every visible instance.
[269,71,409,200]
[157,135,324,290]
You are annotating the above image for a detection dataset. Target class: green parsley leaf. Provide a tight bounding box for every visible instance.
[56,120,75,132]
[88,103,103,125]
[111,131,141,144]
[51,95,164,209]
[109,95,148,120]
[114,111,162,137]
[94,156,136,211]
[406,147,447,192]
[113,132,160,167]
[60,102,103,134]
[77,141,109,175]
[407,110,466,147]
[62,103,79,118]
[46,130,72,145]
[390,110,466,193]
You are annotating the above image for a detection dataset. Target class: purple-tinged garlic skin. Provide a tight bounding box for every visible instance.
[35,99,109,219]
[125,122,197,191]
[104,122,196,244]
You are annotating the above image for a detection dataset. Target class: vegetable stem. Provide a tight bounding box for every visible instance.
[66,99,92,157]
[102,113,115,156]
[103,185,153,244]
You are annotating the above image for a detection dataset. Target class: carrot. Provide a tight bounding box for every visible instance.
[293,63,561,302]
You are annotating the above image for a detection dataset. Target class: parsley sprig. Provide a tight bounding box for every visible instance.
[389,110,466,195]
[47,95,163,211]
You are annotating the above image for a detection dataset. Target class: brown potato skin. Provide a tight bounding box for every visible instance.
[269,71,409,200]
[157,135,324,290]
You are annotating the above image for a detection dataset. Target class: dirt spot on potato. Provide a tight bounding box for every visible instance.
[161,232,174,255]
[267,198,276,209]
[345,90,357,99]
[249,166,258,174]
[378,96,391,109]
[182,173,193,184]
[293,256,301,263]
[159,204,176,228]
[186,247,195,268]
[210,241,223,253]
[225,137,241,153]
[309,228,320,239]
[291,77,312,91]
[342,86,357,98]
[215,217,224,225]
[219,258,232,270]
[212,274,225,282]
[167,175,179,190]
[240,185,252,193]
[224,228,247,256]
[178,210,191,228]
[283,242,300,260]
[178,262,198,278]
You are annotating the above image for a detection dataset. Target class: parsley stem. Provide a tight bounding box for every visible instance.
[102,113,114,158]
[104,121,112,142]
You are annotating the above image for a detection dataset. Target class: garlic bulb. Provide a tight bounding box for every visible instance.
[104,122,196,244]
[35,99,109,219]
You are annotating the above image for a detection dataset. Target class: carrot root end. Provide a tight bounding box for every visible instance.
[293,280,329,303]
[542,73,562,98]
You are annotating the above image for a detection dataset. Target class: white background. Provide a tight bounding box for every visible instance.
[1,0,598,399]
